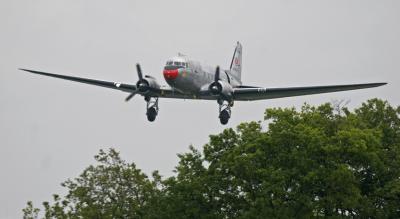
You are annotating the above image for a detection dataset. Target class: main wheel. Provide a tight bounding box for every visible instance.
[146,107,157,122]
[219,109,230,125]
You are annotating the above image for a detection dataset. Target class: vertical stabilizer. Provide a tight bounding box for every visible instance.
[229,42,242,83]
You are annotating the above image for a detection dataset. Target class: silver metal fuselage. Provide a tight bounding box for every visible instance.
[163,56,240,97]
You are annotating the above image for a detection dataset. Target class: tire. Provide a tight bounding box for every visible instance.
[219,109,230,125]
[146,107,157,122]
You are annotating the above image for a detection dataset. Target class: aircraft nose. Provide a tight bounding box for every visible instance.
[163,69,179,80]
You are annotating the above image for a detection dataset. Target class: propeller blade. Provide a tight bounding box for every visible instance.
[136,63,143,80]
[215,66,220,82]
[125,93,135,102]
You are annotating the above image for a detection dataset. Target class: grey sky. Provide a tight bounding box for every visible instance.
[1,0,399,218]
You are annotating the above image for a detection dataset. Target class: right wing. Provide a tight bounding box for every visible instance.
[233,83,387,101]
[20,68,137,93]
[20,68,190,99]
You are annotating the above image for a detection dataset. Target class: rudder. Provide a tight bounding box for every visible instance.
[229,42,242,83]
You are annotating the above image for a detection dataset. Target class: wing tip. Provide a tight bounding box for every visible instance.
[19,68,33,73]
[374,82,388,87]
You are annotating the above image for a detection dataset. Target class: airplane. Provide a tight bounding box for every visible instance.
[20,42,386,125]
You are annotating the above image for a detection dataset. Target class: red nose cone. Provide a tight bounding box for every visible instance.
[163,69,179,80]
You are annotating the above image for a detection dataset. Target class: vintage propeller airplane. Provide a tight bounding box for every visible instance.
[20,42,386,124]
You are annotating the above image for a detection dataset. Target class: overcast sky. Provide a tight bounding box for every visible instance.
[1,0,399,218]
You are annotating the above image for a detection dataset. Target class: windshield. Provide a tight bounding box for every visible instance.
[166,61,186,68]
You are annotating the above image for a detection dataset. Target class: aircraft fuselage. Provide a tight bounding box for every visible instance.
[163,55,240,95]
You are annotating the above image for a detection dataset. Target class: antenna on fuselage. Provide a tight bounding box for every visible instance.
[177,52,186,57]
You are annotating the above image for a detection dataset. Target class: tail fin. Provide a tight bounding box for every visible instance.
[229,42,242,83]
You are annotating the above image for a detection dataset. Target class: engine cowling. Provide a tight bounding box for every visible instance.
[136,75,160,93]
[208,80,233,99]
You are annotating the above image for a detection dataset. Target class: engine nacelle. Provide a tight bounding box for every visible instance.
[208,80,233,99]
[136,75,160,93]
[144,75,160,89]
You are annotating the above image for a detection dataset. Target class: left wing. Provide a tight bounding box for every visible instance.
[233,83,387,101]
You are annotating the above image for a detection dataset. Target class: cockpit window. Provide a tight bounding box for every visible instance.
[166,61,186,68]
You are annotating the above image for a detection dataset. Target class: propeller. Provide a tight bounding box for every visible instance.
[209,66,222,95]
[136,63,150,93]
[136,63,143,80]
[125,93,135,102]
[214,66,220,82]
[125,63,148,102]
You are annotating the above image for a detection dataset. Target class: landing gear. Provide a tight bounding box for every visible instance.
[218,99,232,125]
[145,96,159,122]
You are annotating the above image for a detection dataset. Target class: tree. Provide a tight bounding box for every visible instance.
[23,99,400,218]
[23,149,162,218]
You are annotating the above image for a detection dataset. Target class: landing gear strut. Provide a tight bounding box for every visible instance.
[218,99,233,125]
[145,96,159,122]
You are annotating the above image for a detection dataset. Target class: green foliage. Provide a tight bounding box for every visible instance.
[23,99,400,218]
[22,201,39,219]
[24,149,162,218]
